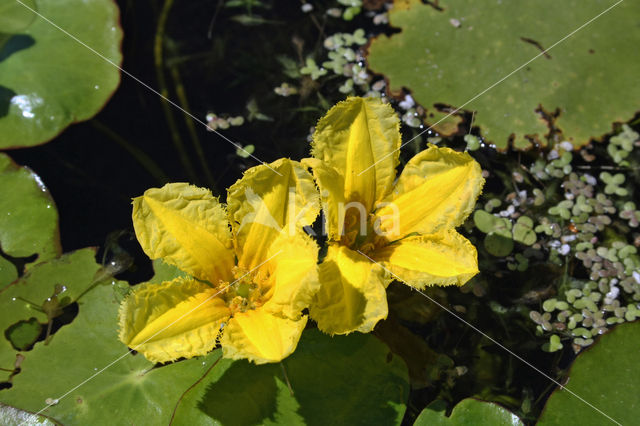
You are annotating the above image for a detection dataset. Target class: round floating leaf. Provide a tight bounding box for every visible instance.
[0,248,99,381]
[0,282,223,425]
[367,0,640,149]
[512,217,536,246]
[0,0,123,148]
[5,317,41,351]
[538,322,640,425]
[473,210,512,236]
[484,232,513,257]
[473,210,500,234]
[0,153,60,265]
[414,398,524,425]
[171,329,409,425]
[0,0,37,34]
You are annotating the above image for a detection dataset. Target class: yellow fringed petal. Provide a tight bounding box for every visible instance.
[301,157,346,240]
[311,97,401,211]
[260,229,319,319]
[220,309,307,364]
[227,159,319,271]
[309,244,389,335]
[373,230,479,289]
[132,183,234,284]
[118,277,230,363]
[375,145,484,240]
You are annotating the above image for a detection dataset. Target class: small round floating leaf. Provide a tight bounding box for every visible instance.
[5,317,42,351]
[473,210,501,233]
[542,299,557,312]
[464,134,481,151]
[542,335,563,353]
[484,232,513,257]
[512,216,536,246]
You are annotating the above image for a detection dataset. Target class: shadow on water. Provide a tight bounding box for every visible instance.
[0,34,35,63]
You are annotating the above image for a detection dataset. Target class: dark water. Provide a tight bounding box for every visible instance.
[9,0,345,281]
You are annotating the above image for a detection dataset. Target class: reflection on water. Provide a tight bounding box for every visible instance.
[10,93,43,119]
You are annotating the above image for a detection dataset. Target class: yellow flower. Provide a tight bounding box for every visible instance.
[304,97,484,335]
[118,159,320,364]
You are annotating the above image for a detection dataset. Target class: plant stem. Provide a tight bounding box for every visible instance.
[280,362,294,396]
[169,65,218,192]
[154,0,199,184]
[90,120,169,185]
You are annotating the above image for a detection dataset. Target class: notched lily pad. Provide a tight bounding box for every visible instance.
[0,0,123,148]
[368,0,640,149]
[1,282,224,425]
[0,248,100,380]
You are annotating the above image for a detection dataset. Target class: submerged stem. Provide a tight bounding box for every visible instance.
[90,120,169,185]
[280,362,294,396]
[169,65,218,193]
[154,0,199,184]
[44,319,53,345]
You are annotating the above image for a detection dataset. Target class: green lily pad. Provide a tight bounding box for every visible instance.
[0,255,17,288]
[1,282,408,425]
[151,258,187,283]
[0,248,100,380]
[367,0,640,149]
[414,398,524,425]
[0,153,60,270]
[0,282,224,425]
[0,0,37,35]
[171,329,409,425]
[538,322,640,425]
[0,0,123,148]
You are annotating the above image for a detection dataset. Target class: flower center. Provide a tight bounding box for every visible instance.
[222,266,269,314]
[340,211,388,254]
